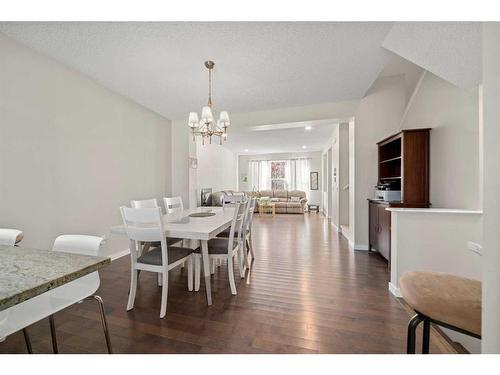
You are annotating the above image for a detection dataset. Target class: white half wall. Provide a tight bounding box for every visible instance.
[389,208,482,353]
[0,33,172,254]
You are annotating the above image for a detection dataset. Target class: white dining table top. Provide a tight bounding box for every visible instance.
[110,206,235,241]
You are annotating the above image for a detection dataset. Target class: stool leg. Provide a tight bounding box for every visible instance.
[49,315,59,354]
[22,328,33,354]
[422,318,431,354]
[407,314,423,354]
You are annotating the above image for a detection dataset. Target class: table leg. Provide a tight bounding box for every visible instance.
[201,240,212,306]
[272,205,275,217]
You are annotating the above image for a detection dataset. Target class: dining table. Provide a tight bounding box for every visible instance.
[110,206,235,306]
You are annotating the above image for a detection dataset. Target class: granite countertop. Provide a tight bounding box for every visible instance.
[0,245,110,312]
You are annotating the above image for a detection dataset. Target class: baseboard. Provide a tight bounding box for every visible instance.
[108,248,130,261]
[354,244,369,251]
[388,282,402,298]
[331,222,340,232]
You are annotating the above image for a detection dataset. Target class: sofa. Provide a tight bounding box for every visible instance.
[246,190,307,214]
[206,189,307,214]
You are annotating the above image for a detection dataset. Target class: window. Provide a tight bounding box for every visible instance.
[271,161,286,190]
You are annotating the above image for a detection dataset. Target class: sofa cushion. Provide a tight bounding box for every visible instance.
[287,202,302,208]
[259,190,273,198]
[274,190,288,200]
[274,202,288,208]
[289,190,306,200]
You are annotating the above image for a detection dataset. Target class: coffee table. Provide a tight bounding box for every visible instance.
[259,202,276,217]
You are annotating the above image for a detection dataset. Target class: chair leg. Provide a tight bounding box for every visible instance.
[160,272,169,318]
[248,234,255,261]
[194,256,201,291]
[85,295,113,354]
[422,318,431,354]
[187,256,194,291]
[227,255,237,295]
[49,315,58,354]
[407,314,424,354]
[237,247,245,279]
[127,269,138,311]
[22,328,33,354]
[211,258,216,274]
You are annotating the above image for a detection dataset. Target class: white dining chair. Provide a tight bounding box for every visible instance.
[0,234,112,354]
[120,206,194,318]
[0,228,24,246]
[131,198,184,278]
[194,201,247,295]
[163,196,184,214]
[218,197,257,270]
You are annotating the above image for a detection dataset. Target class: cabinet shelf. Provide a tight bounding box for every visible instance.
[380,176,401,180]
[379,156,402,164]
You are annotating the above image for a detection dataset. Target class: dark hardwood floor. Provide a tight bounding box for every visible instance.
[0,213,454,353]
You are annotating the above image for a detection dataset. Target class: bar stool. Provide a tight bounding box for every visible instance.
[400,271,481,354]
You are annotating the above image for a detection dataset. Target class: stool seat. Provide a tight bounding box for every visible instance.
[400,271,481,337]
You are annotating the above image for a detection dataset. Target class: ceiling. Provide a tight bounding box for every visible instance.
[0,22,393,120]
[222,120,337,154]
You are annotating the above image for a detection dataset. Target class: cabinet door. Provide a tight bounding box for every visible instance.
[369,202,379,250]
[377,205,391,260]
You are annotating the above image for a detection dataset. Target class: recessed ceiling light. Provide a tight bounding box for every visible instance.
[305,126,312,131]
[302,145,307,149]
[244,149,249,152]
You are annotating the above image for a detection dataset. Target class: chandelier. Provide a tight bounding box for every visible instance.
[188,60,230,145]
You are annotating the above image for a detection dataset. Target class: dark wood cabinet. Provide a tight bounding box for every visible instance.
[369,201,390,261]
[368,128,430,263]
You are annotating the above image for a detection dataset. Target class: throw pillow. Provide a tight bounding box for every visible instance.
[290,196,301,202]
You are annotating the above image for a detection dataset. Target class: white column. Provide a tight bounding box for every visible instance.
[482,22,500,354]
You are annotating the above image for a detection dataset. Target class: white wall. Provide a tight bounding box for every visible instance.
[0,33,172,253]
[401,72,480,209]
[353,69,481,249]
[238,151,322,205]
[196,140,237,204]
[389,209,482,353]
[353,75,407,248]
[482,23,500,354]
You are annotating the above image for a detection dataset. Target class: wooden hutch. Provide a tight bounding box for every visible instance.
[368,128,430,262]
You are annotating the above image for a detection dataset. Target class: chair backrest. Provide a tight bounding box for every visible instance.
[131,198,159,209]
[52,234,103,256]
[226,201,248,253]
[163,196,184,214]
[0,228,23,246]
[242,197,257,236]
[223,193,246,207]
[120,206,168,267]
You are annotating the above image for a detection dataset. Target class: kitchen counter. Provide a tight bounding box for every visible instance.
[0,245,110,311]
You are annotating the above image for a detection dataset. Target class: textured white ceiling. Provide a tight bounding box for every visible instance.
[223,120,337,154]
[382,22,481,88]
[0,22,392,120]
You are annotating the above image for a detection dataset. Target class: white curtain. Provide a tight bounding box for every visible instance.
[259,160,271,190]
[295,158,310,192]
[248,160,260,191]
[248,158,309,192]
